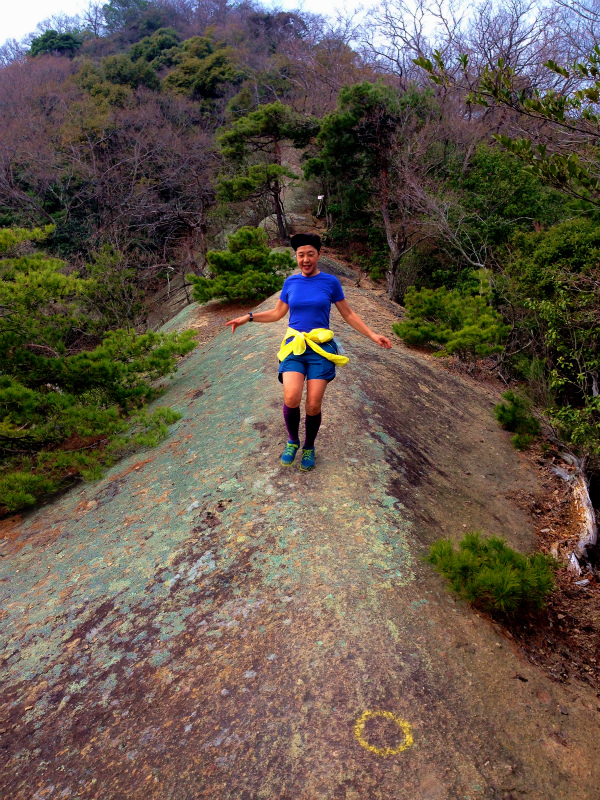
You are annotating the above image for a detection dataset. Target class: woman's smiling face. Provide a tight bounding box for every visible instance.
[296,245,320,277]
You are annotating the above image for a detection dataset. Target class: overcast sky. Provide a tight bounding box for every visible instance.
[1,0,356,43]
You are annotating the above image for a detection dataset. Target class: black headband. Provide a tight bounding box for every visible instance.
[290,233,321,252]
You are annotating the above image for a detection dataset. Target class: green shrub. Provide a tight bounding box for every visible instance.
[494,390,541,450]
[162,36,244,99]
[0,406,183,513]
[188,226,294,303]
[503,219,600,461]
[84,245,145,329]
[511,432,536,451]
[101,54,160,90]
[0,472,61,513]
[30,30,83,58]
[393,278,509,361]
[352,249,388,282]
[551,399,600,459]
[427,532,555,615]
[0,226,196,513]
[129,27,181,67]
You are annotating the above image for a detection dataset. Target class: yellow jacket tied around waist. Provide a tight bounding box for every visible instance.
[277,327,349,366]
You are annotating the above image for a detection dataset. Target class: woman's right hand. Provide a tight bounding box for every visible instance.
[225,314,249,333]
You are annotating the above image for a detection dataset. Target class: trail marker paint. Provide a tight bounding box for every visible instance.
[353,710,413,757]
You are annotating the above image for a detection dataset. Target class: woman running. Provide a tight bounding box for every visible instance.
[226,233,392,471]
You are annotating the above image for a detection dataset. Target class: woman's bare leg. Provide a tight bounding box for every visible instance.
[281,371,305,447]
[282,371,304,408]
[305,379,328,416]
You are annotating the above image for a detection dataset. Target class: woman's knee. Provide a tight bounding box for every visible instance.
[305,400,322,416]
[284,390,302,408]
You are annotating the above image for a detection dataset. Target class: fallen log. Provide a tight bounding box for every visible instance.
[573,473,598,560]
[552,454,598,571]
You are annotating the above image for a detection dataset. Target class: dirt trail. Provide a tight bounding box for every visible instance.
[1,279,600,800]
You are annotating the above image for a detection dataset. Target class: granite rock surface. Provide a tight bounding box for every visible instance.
[1,288,599,800]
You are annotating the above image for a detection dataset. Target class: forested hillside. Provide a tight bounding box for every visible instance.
[0,0,598,547]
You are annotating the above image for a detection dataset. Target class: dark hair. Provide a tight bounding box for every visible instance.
[290,233,321,252]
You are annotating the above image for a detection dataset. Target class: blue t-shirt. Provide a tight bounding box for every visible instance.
[280,272,345,332]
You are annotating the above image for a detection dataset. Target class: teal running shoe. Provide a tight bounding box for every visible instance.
[299,447,316,471]
[280,441,299,466]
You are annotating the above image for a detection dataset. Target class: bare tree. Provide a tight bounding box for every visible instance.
[0,39,28,68]
[82,1,107,37]
[364,0,581,87]
[0,55,218,291]
[552,0,600,57]
[33,13,85,35]
[363,0,464,82]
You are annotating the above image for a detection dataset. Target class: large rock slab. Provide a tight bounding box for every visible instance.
[1,288,599,799]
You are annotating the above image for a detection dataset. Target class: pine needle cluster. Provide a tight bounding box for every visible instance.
[0,227,196,513]
[427,532,555,615]
[494,390,541,450]
[188,226,294,303]
[393,278,509,361]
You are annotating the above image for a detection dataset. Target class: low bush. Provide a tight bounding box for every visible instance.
[352,249,388,282]
[426,531,555,615]
[188,226,294,303]
[503,219,600,463]
[393,278,509,361]
[0,226,196,513]
[494,390,541,450]
[0,407,181,512]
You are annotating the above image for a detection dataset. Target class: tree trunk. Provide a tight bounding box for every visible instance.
[386,252,404,300]
[379,164,404,299]
[272,181,289,244]
[573,472,598,560]
[270,136,290,244]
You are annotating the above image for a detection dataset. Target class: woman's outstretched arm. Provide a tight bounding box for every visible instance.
[226,299,289,333]
[334,299,392,349]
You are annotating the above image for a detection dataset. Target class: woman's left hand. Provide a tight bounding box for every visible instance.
[371,334,392,349]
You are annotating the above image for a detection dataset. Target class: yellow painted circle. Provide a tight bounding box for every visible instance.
[353,710,413,757]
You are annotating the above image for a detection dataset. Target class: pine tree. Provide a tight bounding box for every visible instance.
[393,277,509,362]
[0,226,196,513]
[427,532,555,615]
[129,27,181,67]
[303,82,433,293]
[29,30,83,57]
[162,36,244,100]
[188,226,294,303]
[217,103,318,243]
